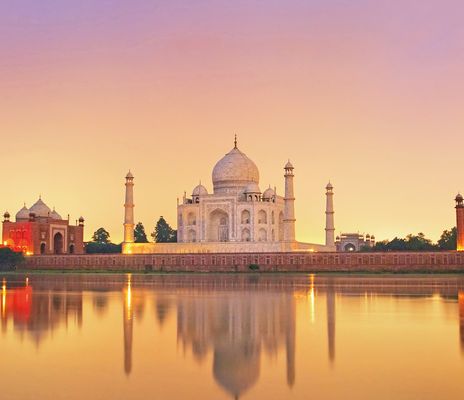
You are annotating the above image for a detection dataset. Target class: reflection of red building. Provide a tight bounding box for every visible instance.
[1,278,83,345]
[1,284,32,324]
[2,197,84,255]
[459,291,464,353]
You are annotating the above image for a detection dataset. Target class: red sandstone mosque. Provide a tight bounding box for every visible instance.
[2,197,84,255]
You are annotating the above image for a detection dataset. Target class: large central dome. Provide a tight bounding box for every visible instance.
[212,145,260,194]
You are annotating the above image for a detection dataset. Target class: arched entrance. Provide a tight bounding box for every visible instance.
[344,243,356,252]
[69,244,75,254]
[208,209,229,242]
[188,229,197,242]
[40,243,46,255]
[53,232,64,254]
[241,228,251,242]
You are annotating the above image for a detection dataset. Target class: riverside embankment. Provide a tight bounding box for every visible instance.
[19,251,464,273]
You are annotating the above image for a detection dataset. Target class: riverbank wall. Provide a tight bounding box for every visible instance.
[19,251,464,273]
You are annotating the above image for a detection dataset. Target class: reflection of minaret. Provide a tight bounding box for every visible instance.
[459,291,464,353]
[123,275,133,376]
[327,279,336,364]
[286,298,296,387]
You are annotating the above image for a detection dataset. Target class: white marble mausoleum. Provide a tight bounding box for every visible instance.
[122,139,336,254]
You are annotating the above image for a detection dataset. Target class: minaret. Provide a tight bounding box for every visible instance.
[283,161,296,242]
[124,171,135,243]
[456,193,464,251]
[325,182,335,247]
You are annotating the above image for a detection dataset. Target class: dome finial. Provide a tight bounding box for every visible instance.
[234,134,237,149]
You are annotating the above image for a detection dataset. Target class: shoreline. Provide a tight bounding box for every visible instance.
[4,269,464,275]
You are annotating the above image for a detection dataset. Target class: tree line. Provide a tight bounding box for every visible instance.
[360,228,457,252]
[86,216,176,253]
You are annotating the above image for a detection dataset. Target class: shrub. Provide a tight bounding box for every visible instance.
[248,264,260,271]
[0,248,24,271]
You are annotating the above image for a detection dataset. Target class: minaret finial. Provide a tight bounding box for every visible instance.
[234,134,237,149]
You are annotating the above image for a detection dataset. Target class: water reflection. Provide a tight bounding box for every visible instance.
[460,290,464,353]
[1,276,82,345]
[1,274,464,399]
[177,288,296,397]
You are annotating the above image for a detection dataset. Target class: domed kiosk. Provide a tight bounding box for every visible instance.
[122,138,338,254]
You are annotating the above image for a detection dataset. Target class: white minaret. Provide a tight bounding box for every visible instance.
[325,182,335,247]
[283,161,296,242]
[124,171,135,243]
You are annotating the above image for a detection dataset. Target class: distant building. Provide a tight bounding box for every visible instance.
[335,233,375,252]
[2,197,84,255]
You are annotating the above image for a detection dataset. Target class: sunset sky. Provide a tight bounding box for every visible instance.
[1,0,463,244]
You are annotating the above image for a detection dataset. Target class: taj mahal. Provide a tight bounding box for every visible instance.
[122,138,336,254]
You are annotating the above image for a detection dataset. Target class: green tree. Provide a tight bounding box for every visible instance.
[404,233,436,251]
[92,228,111,244]
[0,247,24,271]
[368,233,437,252]
[85,242,122,254]
[134,222,148,243]
[152,216,177,243]
[437,227,457,250]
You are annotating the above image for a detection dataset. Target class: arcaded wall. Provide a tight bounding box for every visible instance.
[20,251,464,273]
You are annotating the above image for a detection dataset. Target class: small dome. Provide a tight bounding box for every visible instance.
[3,211,10,219]
[245,182,261,194]
[16,205,30,221]
[126,170,134,179]
[456,193,463,202]
[336,235,340,240]
[50,208,62,220]
[326,182,333,190]
[29,198,51,218]
[192,184,208,197]
[262,187,275,199]
[366,234,371,238]
[79,216,85,222]
[285,160,294,169]
[371,235,375,240]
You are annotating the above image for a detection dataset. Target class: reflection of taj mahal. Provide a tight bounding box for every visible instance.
[176,291,296,398]
[123,138,336,254]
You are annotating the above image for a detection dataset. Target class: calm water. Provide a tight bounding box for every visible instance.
[1,273,464,400]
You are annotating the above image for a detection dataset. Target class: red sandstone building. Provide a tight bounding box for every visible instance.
[2,197,84,255]
[457,193,464,251]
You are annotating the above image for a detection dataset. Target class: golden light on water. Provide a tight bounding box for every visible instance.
[1,274,464,398]
[309,274,315,323]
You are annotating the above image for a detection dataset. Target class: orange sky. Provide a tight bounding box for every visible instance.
[1,0,463,243]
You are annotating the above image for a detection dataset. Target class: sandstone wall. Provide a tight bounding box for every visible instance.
[20,251,464,273]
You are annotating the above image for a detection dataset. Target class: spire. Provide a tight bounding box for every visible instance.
[234,134,237,149]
